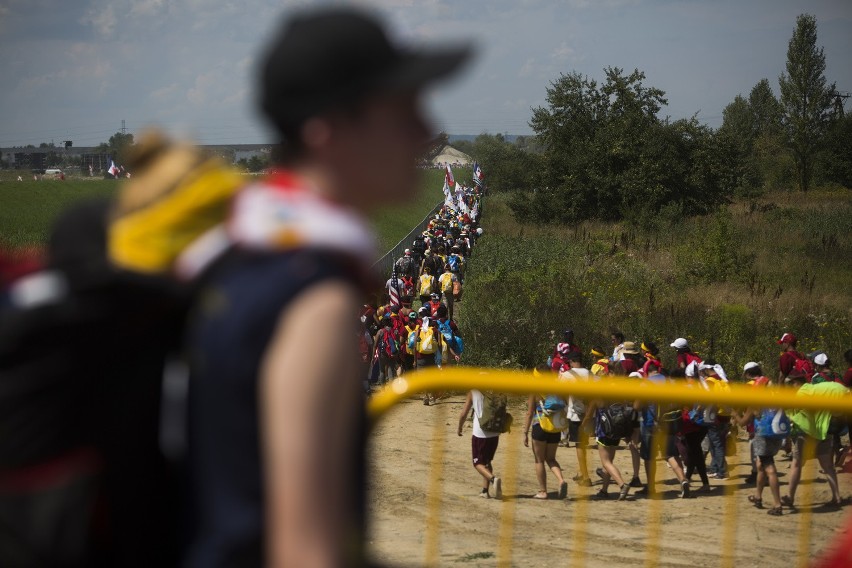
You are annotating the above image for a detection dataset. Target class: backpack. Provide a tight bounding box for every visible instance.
[754,408,791,438]
[378,329,397,358]
[537,395,568,433]
[479,392,511,433]
[438,319,454,343]
[418,275,432,296]
[417,326,437,354]
[687,404,717,427]
[447,254,459,272]
[792,353,814,381]
[599,403,636,439]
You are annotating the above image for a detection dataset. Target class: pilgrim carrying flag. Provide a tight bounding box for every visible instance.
[445,164,455,189]
[389,264,401,307]
[108,158,119,177]
[473,161,484,187]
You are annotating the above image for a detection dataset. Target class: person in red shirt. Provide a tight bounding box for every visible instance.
[640,341,662,376]
[777,332,805,381]
[617,342,642,375]
[670,337,702,370]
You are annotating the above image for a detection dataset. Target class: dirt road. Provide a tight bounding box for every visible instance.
[367,394,851,567]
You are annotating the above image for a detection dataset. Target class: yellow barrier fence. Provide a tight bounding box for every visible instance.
[367,368,852,568]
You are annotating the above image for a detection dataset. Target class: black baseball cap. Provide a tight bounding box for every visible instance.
[260,7,472,136]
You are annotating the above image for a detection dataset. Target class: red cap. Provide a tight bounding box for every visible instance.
[777,333,796,345]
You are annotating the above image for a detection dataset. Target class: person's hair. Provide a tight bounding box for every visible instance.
[435,305,448,318]
[704,357,717,366]
[845,349,852,365]
[745,365,763,377]
[643,341,659,356]
[444,264,451,271]
[565,351,582,363]
[787,373,807,386]
[535,363,552,373]
[423,267,430,274]
[677,346,693,354]
[611,330,625,343]
[670,368,686,380]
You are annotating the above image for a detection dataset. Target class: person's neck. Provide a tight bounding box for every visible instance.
[289,162,342,204]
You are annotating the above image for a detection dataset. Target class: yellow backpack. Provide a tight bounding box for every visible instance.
[418,326,437,354]
[419,274,433,296]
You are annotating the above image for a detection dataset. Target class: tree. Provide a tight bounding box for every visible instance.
[107,132,135,165]
[779,14,835,192]
[820,114,852,188]
[514,67,726,223]
[717,94,758,192]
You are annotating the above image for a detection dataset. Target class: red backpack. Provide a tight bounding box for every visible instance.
[792,353,815,381]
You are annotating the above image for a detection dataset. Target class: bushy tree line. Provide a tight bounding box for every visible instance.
[462,13,850,225]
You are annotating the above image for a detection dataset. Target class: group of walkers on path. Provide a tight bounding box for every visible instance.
[359,167,484,404]
[458,330,852,513]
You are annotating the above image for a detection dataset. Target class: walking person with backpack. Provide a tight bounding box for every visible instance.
[733,403,789,516]
[523,365,570,500]
[561,352,595,487]
[777,332,812,382]
[438,264,458,319]
[581,397,636,501]
[458,390,505,499]
[418,266,435,307]
[671,337,702,370]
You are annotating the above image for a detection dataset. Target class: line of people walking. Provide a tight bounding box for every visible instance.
[459,330,851,514]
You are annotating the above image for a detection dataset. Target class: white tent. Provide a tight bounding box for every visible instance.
[431,145,472,166]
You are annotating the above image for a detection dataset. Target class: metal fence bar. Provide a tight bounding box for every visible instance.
[371,200,443,280]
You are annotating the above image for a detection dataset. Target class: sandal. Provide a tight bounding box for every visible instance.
[591,489,609,500]
[533,491,548,500]
[558,482,568,500]
[767,506,783,516]
[780,496,795,508]
[748,495,763,509]
[618,483,630,501]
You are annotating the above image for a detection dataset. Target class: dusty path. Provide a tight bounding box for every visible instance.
[367,394,852,567]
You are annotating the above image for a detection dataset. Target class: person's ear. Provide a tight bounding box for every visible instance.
[301,117,333,150]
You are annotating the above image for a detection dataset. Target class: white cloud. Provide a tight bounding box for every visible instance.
[80,3,117,37]
[551,41,575,61]
[129,0,165,17]
[150,82,179,101]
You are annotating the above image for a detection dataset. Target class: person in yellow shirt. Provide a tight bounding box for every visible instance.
[438,264,458,318]
[418,266,435,307]
[589,347,610,376]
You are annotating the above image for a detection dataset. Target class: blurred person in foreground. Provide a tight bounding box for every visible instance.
[184,8,470,567]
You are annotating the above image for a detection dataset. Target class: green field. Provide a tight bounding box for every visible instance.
[0,168,468,254]
[458,188,852,374]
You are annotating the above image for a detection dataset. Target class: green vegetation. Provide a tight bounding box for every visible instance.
[457,189,851,375]
[0,168,466,256]
[0,176,118,247]
[370,167,470,253]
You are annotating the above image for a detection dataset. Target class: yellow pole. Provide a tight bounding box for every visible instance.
[423,402,447,566]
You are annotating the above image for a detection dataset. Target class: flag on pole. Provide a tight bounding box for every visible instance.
[107,158,119,177]
[473,161,484,187]
[445,164,455,189]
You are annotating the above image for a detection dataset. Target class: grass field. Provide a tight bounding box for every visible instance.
[0,168,468,256]
[458,187,852,374]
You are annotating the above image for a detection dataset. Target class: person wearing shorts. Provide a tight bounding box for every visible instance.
[735,407,784,515]
[582,399,632,501]
[783,375,846,509]
[523,365,568,500]
[458,390,502,499]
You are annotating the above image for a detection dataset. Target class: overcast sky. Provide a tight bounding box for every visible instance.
[0,0,850,147]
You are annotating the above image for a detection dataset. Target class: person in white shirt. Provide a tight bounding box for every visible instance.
[561,352,593,486]
[610,330,626,362]
[458,389,503,499]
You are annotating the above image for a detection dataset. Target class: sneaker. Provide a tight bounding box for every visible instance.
[493,477,503,500]
[559,481,568,500]
[618,483,630,501]
[629,476,643,488]
[595,467,606,479]
[679,481,691,499]
[708,472,718,478]
[479,490,489,499]
[715,474,728,480]
[422,396,431,406]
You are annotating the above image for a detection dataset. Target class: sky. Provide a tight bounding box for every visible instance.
[0,0,850,147]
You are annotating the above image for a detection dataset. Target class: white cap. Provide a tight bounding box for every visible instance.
[628,372,643,378]
[743,362,761,373]
[670,338,689,349]
[814,353,829,366]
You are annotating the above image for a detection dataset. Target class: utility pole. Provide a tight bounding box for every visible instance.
[121,119,127,134]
